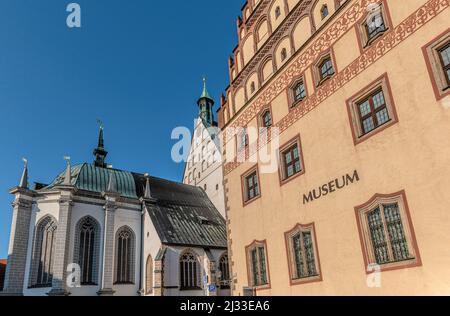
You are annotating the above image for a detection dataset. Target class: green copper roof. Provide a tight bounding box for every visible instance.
[44,163,137,198]
[198,78,213,102]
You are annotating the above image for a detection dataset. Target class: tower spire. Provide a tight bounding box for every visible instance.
[93,120,108,168]
[197,77,215,126]
[199,76,212,101]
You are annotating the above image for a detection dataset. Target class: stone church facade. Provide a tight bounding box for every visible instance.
[0,127,230,296]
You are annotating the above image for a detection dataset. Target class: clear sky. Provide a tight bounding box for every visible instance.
[0,0,242,258]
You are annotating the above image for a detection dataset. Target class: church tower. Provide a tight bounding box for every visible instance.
[197,78,214,127]
[93,122,108,168]
[183,78,225,218]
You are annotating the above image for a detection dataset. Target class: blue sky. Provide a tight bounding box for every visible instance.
[0,0,242,258]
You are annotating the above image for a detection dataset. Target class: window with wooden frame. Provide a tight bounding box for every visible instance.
[355,191,421,273]
[360,2,389,47]
[261,110,272,129]
[246,241,270,289]
[357,89,389,135]
[285,223,322,285]
[440,43,450,86]
[315,54,335,86]
[279,136,304,184]
[245,171,260,202]
[290,79,307,107]
[347,74,398,145]
[423,30,450,100]
[238,128,249,152]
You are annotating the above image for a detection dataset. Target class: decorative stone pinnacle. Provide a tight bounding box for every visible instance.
[19,157,29,189]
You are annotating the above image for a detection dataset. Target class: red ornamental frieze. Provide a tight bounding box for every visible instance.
[224,0,450,176]
[226,0,371,144]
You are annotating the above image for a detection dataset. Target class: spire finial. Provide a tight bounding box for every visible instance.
[199,76,213,101]
[93,120,108,168]
[63,156,72,185]
[19,158,28,189]
[197,77,215,126]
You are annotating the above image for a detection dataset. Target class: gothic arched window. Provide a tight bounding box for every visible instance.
[145,255,153,295]
[30,216,57,287]
[180,251,201,290]
[218,254,231,289]
[115,226,136,284]
[74,216,100,285]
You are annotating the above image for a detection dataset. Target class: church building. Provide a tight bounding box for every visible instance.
[0,126,230,296]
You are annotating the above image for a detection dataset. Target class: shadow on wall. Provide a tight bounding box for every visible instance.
[0,259,6,291]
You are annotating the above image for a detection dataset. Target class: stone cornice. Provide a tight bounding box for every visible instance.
[11,199,32,209]
[9,186,35,196]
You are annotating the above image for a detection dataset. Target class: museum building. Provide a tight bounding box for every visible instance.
[217,0,450,295]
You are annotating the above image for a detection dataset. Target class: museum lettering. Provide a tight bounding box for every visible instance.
[303,170,360,205]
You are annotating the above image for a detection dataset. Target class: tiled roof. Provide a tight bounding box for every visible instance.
[0,259,6,266]
[138,174,228,249]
